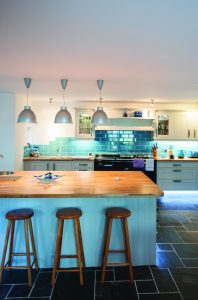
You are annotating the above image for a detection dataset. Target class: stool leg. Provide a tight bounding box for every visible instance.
[0,220,11,284]
[74,218,83,285]
[24,219,32,286]
[28,218,39,270]
[7,220,15,270]
[123,218,134,284]
[76,218,85,268]
[101,218,113,283]
[51,219,64,286]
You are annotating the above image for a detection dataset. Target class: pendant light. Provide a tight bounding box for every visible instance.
[54,79,72,123]
[17,78,37,123]
[91,79,108,125]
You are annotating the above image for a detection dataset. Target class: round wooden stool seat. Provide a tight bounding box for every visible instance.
[105,207,131,218]
[6,208,34,220]
[56,207,82,219]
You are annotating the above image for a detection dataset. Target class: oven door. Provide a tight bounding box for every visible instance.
[94,159,133,171]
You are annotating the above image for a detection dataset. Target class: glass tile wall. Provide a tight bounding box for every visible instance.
[24,130,154,157]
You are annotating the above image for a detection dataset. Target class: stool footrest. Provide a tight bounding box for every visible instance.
[11,252,34,257]
[107,262,130,266]
[60,255,78,259]
[2,265,30,269]
[109,250,125,253]
[55,268,80,273]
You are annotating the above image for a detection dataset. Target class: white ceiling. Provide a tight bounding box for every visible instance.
[0,0,198,104]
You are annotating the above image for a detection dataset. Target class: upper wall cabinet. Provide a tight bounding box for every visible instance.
[155,111,175,139]
[155,111,198,140]
[75,109,94,138]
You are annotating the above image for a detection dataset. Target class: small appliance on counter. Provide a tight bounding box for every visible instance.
[186,150,198,158]
[178,150,185,158]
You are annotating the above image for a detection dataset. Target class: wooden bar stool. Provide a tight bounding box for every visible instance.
[0,208,39,286]
[51,207,85,286]
[101,207,134,284]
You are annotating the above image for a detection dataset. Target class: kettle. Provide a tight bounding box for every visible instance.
[178,150,185,158]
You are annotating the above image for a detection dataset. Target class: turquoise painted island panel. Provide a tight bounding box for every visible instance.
[0,196,156,268]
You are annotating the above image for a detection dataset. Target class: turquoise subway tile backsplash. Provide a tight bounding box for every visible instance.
[24,130,155,157]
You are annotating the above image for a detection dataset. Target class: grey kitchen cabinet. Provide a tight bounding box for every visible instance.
[73,161,94,171]
[23,160,74,171]
[157,161,198,190]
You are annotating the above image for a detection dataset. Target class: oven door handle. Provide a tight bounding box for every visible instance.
[100,164,114,167]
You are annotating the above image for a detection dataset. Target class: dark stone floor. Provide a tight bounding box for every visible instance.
[1,191,198,299]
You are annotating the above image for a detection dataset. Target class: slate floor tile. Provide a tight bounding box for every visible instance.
[96,270,114,282]
[172,243,198,258]
[0,284,12,300]
[156,251,183,268]
[6,284,31,298]
[114,266,152,281]
[182,222,198,231]
[30,272,52,297]
[95,281,138,300]
[136,280,157,293]
[157,227,184,243]
[170,268,198,300]
[151,268,178,293]
[181,258,198,267]
[51,270,95,300]
[157,214,189,226]
[157,244,173,251]
[1,269,39,284]
[177,231,198,243]
[139,293,183,299]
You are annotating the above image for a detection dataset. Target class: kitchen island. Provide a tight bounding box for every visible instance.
[0,171,163,268]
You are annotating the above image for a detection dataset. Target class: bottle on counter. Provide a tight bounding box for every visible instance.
[169,145,174,159]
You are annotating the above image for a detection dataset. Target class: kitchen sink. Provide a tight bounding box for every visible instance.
[0,171,21,181]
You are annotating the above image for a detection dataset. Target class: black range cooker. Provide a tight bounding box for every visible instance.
[94,154,156,183]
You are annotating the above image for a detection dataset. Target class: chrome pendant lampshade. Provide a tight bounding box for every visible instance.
[91,79,108,125]
[54,79,73,123]
[17,78,37,123]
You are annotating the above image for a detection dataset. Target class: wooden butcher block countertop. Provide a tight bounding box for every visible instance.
[0,171,163,198]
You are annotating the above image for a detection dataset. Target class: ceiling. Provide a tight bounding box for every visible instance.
[0,0,198,104]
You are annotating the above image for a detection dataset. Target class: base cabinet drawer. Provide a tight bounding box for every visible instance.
[158,169,196,180]
[24,161,74,171]
[73,161,94,171]
[157,161,198,190]
[157,179,196,191]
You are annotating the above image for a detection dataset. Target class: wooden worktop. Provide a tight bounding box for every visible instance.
[156,157,198,161]
[0,171,163,198]
[23,156,94,161]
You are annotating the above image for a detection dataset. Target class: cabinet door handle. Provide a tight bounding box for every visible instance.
[194,129,196,138]
[173,170,181,172]
[172,164,181,167]
[173,180,181,183]
[79,164,88,166]
[188,129,190,138]
[47,163,49,171]
[53,163,56,171]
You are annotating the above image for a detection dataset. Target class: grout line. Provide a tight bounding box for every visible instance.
[134,280,140,300]
[149,265,159,293]
[4,284,14,300]
[28,269,41,298]
[167,268,184,300]
[49,273,57,300]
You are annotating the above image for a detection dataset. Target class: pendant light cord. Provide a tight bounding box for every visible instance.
[99,89,102,104]
[63,89,65,106]
[27,88,29,106]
